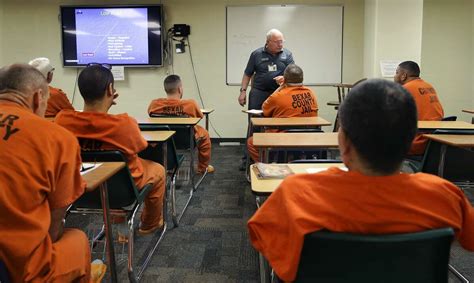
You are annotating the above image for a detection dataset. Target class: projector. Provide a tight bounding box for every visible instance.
[173,24,190,37]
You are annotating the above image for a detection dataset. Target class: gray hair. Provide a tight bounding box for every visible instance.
[28,57,54,79]
[0,64,47,97]
[266,28,283,40]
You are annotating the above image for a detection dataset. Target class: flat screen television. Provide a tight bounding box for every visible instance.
[60,5,163,67]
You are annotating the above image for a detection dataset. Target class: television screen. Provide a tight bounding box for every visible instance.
[60,5,163,67]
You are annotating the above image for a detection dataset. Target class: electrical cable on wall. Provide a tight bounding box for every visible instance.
[186,37,222,138]
[71,68,80,105]
[168,25,223,138]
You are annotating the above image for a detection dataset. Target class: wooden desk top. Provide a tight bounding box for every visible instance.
[251,163,345,195]
[82,162,125,191]
[201,108,214,114]
[462,109,474,114]
[141,130,175,142]
[418,120,474,130]
[423,134,474,147]
[253,132,339,148]
[136,117,201,125]
[251,116,331,127]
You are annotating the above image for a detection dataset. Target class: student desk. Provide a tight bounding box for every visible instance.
[253,132,339,162]
[418,121,474,130]
[251,116,331,130]
[250,163,344,196]
[136,117,201,126]
[141,130,175,173]
[201,108,214,131]
[423,134,474,178]
[82,162,126,283]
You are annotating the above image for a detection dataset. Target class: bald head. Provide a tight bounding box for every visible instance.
[283,64,303,84]
[0,64,48,97]
[266,29,283,40]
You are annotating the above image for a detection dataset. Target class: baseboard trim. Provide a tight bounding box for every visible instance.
[211,138,245,145]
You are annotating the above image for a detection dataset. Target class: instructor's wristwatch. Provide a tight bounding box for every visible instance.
[240,88,246,92]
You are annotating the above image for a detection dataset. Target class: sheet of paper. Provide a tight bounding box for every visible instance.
[80,162,103,175]
[245,109,263,115]
[111,66,125,81]
[380,60,401,77]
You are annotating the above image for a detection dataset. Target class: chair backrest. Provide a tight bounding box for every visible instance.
[420,130,474,182]
[295,228,454,283]
[138,125,182,173]
[78,150,141,208]
[441,116,457,121]
[0,260,11,283]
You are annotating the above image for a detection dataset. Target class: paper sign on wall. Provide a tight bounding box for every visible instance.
[111,66,125,81]
[380,60,401,78]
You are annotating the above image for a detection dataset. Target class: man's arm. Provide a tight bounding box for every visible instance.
[238,74,251,107]
[49,206,68,242]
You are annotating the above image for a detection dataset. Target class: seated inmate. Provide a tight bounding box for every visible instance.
[148,74,213,174]
[247,64,318,162]
[0,64,90,282]
[29,57,74,117]
[247,79,474,282]
[394,60,444,155]
[55,65,165,234]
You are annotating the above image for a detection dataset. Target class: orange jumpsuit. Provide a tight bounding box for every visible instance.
[248,167,474,281]
[0,101,90,282]
[45,86,74,117]
[247,85,318,161]
[55,110,165,230]
[403,79,444,155]
[148,98,211,172]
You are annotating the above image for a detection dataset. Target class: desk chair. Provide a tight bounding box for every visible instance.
[138,125,186,227]
[148,114,209,224]
[0,260,11,283]
[71,150,166,282]
[420,129,474,186]
[277,228,454,283]
[442,116,457,121]
[328,78,367,132]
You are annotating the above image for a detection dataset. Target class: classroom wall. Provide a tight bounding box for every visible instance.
[0,0,365,138]
[420,0,473,122]
[363,0,424,78]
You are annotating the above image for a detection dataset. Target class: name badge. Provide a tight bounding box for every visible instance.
[268,63,277,72]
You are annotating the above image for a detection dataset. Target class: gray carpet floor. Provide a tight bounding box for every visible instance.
[67,144,473,282]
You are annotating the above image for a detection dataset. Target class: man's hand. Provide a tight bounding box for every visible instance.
[274,76,285,85]
[238,92,247,106]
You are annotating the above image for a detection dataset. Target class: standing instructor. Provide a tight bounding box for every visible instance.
[238,29,294,109]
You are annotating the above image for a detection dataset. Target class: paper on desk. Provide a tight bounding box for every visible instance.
[246,109,263,115]
[80,163,103,175]
[306,167,347,174]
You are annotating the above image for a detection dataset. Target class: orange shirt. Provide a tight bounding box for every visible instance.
[248,167,474,281]
[262,85,318,118]
[0,101,85,282]
[403,79,444,155]
[45,86,74,117]
[55,110,148,181]
[148,98,203,118]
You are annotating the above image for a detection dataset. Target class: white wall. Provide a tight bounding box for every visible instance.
[0,0,364,137]
[363,0,424,78]
[421,0,473,122]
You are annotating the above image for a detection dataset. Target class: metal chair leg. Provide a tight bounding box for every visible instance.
[449,264,470,283]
